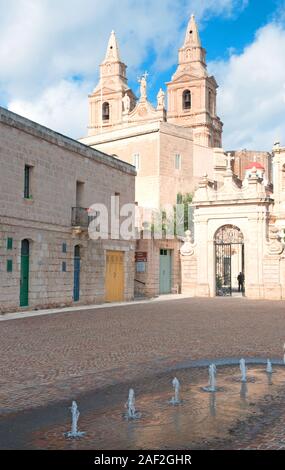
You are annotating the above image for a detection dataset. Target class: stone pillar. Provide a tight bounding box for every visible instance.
[180,231,197,296]
[280,254,285,299]
[262,225,284,300]
[195,221,210,296]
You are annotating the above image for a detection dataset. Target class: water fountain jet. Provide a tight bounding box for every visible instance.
[170,377,181,404]
[266,359,273,374]
[203,364,217,392]
[240,359,247,383]
[65,401,85,438]
[125,389,141,419]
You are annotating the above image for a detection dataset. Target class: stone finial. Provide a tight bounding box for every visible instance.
[183,14,201,47]
[157,88,165,109]
[104,30,121,62]
[225,153,234,173]
[272,141,284,155]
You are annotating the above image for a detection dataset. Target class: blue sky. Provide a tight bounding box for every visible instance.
[0,0,285,150]
[137,0,283,103]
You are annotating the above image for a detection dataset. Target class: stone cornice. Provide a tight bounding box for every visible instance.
[192,197,274,207]
[82,121,193,145]
[0,106,136,176]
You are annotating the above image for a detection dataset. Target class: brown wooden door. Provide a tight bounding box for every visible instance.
[105,251,124,302]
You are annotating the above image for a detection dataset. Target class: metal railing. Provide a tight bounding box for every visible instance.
[71,207,98,228]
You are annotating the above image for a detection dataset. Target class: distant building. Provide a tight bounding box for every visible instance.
[230,149,272,183]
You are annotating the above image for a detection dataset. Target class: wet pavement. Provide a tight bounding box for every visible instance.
[1,297,285,449]
[1,364,285,450]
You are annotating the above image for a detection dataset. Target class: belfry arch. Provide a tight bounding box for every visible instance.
[214,225,244,296]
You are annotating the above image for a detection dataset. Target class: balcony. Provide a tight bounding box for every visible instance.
[71,207,99,233]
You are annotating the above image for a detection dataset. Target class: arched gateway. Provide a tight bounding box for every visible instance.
[214,225,244,296]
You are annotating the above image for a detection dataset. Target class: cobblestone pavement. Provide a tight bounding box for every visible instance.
[1,296,285,448]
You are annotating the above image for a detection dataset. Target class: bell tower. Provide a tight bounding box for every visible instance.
[88,31,136,136]
[166,15,223,148]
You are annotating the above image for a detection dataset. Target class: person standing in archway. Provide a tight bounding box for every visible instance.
[237,272,245,292]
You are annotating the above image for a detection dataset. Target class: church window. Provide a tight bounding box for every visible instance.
[175,154,181,170]
[186,48,191,59]
[208,90,213,114]
[183,90,191,110]
[133,153,140,171]
[102,102,110,121]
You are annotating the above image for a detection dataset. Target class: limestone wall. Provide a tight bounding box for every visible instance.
[0,107,136,312]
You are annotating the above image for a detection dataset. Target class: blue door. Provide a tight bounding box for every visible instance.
[73,245,80,302]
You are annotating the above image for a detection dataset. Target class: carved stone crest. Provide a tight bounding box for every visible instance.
[267,225,284,255]
[180,230,195,256]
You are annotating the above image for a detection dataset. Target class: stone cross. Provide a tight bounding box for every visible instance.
[225,153,234,171]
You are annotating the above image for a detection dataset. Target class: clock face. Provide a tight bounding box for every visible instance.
[138,106,147,117]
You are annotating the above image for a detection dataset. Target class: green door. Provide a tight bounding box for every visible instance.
[20,240,30,307]
[159,249,172,294]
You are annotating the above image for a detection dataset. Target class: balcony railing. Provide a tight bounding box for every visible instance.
[71,207,98,228]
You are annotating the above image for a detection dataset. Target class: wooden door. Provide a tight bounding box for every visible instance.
[105,251,124,302]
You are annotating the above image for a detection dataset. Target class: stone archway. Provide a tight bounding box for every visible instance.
[214,225,244,296]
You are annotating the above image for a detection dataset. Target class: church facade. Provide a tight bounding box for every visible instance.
[79,15,226,297]
[80,15,284,301]
[80,16,222,210]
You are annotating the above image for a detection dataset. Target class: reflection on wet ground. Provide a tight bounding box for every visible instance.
[1,364,285,450]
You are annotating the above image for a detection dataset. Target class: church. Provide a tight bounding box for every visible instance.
[80,15,284,300]
[1,15,285,313]
[79,15,224,210]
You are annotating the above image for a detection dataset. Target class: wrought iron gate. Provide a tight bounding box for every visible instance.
[215,225,244,296]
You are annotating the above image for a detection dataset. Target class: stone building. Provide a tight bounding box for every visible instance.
[230,149,272,183]
[180,145,285,300]
[0,106,136,313]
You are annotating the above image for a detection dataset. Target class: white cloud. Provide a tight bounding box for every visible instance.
[9,80,90,138]
[0,0,247,137]
[209,21,285,151]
